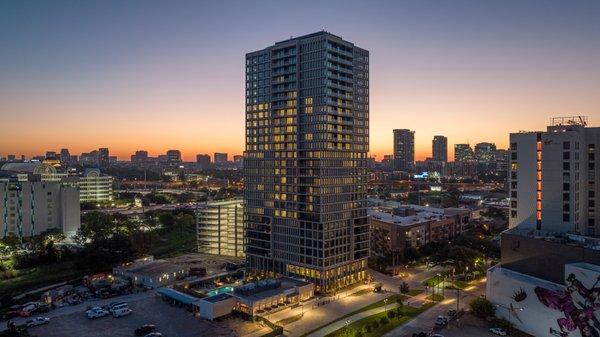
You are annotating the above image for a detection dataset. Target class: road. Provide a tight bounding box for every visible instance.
[383,280,486,337]
[81,202,206,215]
[270,266,454,337]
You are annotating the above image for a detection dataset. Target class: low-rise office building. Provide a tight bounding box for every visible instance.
[368,199,471,257]
[0,180,80,239]
[197,277,314,320]
[113,257,188,288]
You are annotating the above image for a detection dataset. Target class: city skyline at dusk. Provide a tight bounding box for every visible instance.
[1,0,599,161]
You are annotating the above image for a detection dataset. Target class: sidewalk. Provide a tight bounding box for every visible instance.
[305,302,401,337]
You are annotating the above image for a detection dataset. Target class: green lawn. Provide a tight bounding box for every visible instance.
[0,261,93,299]
[301,294,411,337]
[148,225,197,258]
[325,302,436,337]
[425,294,445,302]
[405,289,424,296]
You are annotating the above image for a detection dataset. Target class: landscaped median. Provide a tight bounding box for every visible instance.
[301,293,432,337]
[324,302,436,337]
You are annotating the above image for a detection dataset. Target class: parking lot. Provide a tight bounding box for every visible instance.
[28,295,264,337]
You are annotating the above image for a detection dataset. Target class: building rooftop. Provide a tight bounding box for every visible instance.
[1,162,56,174]
[368,198,470,227]
[234,277,310,302]
[115,259,185,277]
[505,225,600,251]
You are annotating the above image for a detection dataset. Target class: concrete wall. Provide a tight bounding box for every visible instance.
[487,262,600,337]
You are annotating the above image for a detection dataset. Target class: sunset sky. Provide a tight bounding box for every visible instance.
[1,0,599,161]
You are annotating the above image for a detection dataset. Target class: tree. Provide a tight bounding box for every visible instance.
[400,282,410,294]
[387,310,396,319]
[469,297,496,319]
[380,317,389,325]
[403,247,421,262]
[441,188,462,207]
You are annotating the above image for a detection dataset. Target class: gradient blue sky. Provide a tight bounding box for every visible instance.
[1,0,599,160]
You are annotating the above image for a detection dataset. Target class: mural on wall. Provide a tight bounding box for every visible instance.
[535,273,600,337]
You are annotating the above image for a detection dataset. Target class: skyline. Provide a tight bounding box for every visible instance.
[1,0,599,161]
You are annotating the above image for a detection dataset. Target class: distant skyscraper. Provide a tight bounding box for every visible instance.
[196,154,211,169]
[432,135,448,162]
[509,117,599,236]
[474,142,497,163]
[393,129,415,171]
[98,148,109,168]
[132,150,148,163]
[166,150,182,166]
[214,153,228,166]
[60,148,70,165]
[6,155,15,162]
[45,151,57,159]
[244,31,370,293]
[233,155,243,168]
[454,143,474,162]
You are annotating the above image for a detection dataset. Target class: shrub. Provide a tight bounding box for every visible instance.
[372,321,380,329]
[387,310,396,319]
[469,297,496,319]
[380,317,389,325]
[365,325,373,333]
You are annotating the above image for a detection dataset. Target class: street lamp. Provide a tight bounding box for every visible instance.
[496,304,523,334]
[436,273,442,301]
[384,298,389,311]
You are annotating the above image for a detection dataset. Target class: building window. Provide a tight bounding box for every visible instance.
[563,141,570,150]
[563,214,570,222]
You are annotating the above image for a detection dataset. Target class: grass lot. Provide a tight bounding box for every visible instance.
[0,261,93,299]
[325,302,436,337]
[405,289,424,296]
[425,294,445,302]
[0,225,195,300]
[148,225,197,258]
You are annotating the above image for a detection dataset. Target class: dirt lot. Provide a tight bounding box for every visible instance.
[27,295,264,337]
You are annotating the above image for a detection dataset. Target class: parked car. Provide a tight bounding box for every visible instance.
[112,308,132,318]
[446,309,457,317]
[106,302,127,310]
[25,317,50,327]
[431,334,445,337]
[434,315,448,326]
[87,308,109,319]
[135,324,157,336]
[143,333,162,337]
[109,303,129,314]
[412,333,427,337]
[490,327,507,336]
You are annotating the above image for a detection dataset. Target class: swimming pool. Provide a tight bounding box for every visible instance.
[206,286,234,297]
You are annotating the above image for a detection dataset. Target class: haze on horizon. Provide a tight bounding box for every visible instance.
[1,0,599,161]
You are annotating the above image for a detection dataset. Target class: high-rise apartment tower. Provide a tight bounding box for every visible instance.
[244,31,370,293]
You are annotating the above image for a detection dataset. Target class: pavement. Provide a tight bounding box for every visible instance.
[272,284,395,337]
[3,290,156,331]
[306,301,402,337]
[383,280,487,337]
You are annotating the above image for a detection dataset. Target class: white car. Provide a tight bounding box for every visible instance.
[112,308,133,317]
[87,308,109,319]
[143,333,163,337]
[25,317,50,327]
[434,315,448,326]
[490,327,507,336]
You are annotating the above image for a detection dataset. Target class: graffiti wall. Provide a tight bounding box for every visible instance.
[487,262,600,337]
